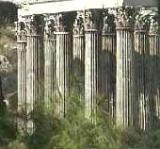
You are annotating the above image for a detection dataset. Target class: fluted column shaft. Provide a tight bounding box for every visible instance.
[44,34,56,110]
[55,32,70,117]
[18,41,27,113]
[26,15,44,132]
[17,26,27,132]
[101,33,116,118]
[148,34,157,128]
[149,33,160,125]
[153,35,160,120]
[116,29,135,126]
[116,29,136,126]
[83,10,101,122]
[85,29,99,121]
[134,14,150,130]
[72,34,85,97]
[146,16,160,129]
[115,7,136,127]
[72,11,85,98]
[26,35,44,110]
[134,29,150,130]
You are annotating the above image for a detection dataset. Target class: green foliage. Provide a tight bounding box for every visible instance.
[2,94,160,149]
[8,140,28,149]
[0,102,16,148]
[0,25,17,96]
[14,95,123,149]
[140,129,160,149]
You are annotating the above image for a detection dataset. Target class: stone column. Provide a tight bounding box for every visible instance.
[44,15,56,110]
[115,7,136,127]
[134,14,149,130]
[100,11,116,118]
[84,11,99,122]
[26,15,44,132]
[72,11,85,99]
[17,21,27,132]
[149,16,160,128]
[55,14,71,117]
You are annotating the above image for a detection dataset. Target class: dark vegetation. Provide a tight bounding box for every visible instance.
[0,1,17,26]
[0,1,17,97]
[1,95,160,149]
[0,3,18,142]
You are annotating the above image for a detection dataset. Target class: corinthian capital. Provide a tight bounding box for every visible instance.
[73,11,85,35]
[115,7,136,30]
[149,16,160,35]
[54,14,66,32]
[135,14,149,32]
[44,15,56,37]
[84,10,99,31]
[102,9,116,35]
[16,18,27,42]
[25,15,44,36]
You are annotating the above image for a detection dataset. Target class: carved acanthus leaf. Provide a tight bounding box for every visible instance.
[102,10,116,34]
[73,11,84,35]
[149,16,160,35]
[115,7,136,29]
[25,15,44,35]
[16,17,27,41]
[84,10,97,30]
[135,14,149,31]
[44,15,56,37]
[55,14,65,32]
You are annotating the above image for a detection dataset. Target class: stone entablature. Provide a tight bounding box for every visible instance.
[18,0,158,16]
[29,0,71,4]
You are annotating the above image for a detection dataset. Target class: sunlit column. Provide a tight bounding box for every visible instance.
[26,15,44,132]
[55,14,71,117]
[84,10,100,122]
[17,20,27,133]
[115,7,136,127]
[44,15,56,111]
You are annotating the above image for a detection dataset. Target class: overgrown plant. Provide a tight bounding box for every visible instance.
[7,94,128,149]
[2,93,160,149]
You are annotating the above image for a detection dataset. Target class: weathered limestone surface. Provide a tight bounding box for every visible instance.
[26,15,44,132]
[148,16,160,128]
[55,14,71,117]
[115,7,136,127]
[84,11,99,121]
[44,15,56,110]
[18,0,158,16]
[17,21,27,132]
[17,39,26,112]
[134,14,150,130]
[100,11,116,118]
[72,11,85,98]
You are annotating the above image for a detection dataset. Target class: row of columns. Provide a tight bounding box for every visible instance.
[17,7,160,132]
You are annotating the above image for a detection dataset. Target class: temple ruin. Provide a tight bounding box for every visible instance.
[16,0,160,132]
